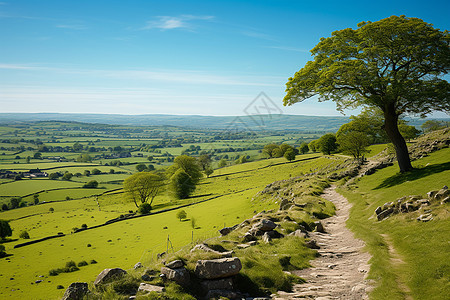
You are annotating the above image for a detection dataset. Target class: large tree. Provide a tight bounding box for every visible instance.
[0,219,12,240]
[123,172,164,208]
[284,16,450,172]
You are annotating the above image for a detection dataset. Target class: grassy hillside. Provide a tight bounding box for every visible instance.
[339,146,450,299]
[0,153,342,299]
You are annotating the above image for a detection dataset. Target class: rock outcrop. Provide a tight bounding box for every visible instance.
[93,268,127,286]
[62,282,89,300]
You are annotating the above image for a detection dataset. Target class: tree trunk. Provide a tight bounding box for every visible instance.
[383,107,413,172]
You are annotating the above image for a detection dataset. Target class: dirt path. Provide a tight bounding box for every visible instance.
[274,186,373,299]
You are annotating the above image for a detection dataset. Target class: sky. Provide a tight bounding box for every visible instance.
[0,0,449,117]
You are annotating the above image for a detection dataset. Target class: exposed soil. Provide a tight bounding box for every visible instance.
[274,186,373,299]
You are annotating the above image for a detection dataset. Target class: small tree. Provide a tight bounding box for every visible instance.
[123,172,163,207]
[19,230,30,239]
[337,131,370,160]
[83,180,98,188]
[170,169,195,199]
[284,148,296,161]
[91,168,101,175]
[33,194,39,205]
[176,210,187,221]
[84,170,91,176]
[421,120,448,133]
[9,197,21,209]
[299,142,309,154]
[136,163,147,172]
[317,134,338,155]
[0,220,12,240]
[218,159,227,168]
[204,166,214,178]
[308,140,318,152]
[62,172,73,181]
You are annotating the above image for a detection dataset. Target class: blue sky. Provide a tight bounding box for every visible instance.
[0,0,449,117]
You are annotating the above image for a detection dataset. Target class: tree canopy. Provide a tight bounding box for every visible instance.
[123,172,164,208]
[0,219,12,240]
[284,16,450,172]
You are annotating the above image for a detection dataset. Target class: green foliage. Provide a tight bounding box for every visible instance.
[218,159,227,168]
[33,152,42,159]
[0,244,5,257]
[62,172,73,181]
[421,120,448,133]
[0,219,13,240]
[284,148,296,161]
[138,203,152,214]
[308,140,318,152]
[48,172,59,180]
[190,217,196,229]
[91,168,101,175]
[299,142,309,154]
[337,131,370,159]
[170,169,195,199]
[176,210,187,221]
[124,172,163,207]
[317,133,337,155]
[83,180,99,188]
[204,166,214,177]
[398,121,420,141]
[76,153,92,162]
[284,15,450,172]
[19,230,30,239]
[198,154,212,171]
[9,197,21,209]
[136,163,147,172]
[167,155,202,184]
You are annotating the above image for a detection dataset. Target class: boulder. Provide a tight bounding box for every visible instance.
[427,190,438,199]
[305,239,320,249]
[94,268,127,286]
[242,232,257,242]
[195,257,242,279]
[441,196,450,205]
[434,188,450,201]
[191,244,233,258]
[382,202,393,210]
[219,227,234,236]
[376,207,393,221]
[289,229,308,239]
[141,274,154,281]
[200,277,234,291]
[62,282,89,300]
[262,232,271,243]
[375,206,382,215]
[133,262,143,270]
[256,219,277,231]
[165,259,184,269]
[160,267,190,287]
[205,289,241,300]
[417,213,433,222]
[314,221,325,233]
[279,198,294,210]
[138,283,164,293]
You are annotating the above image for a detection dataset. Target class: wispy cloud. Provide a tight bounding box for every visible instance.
[56,24,87,30]
[241,30,275,41]
[0,63,43,70]
[142,15,214,30]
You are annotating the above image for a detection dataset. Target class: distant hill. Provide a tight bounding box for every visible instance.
[0,113,446,132]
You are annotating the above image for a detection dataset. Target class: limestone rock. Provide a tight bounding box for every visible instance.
[219,227,234,236]
[200,277,234,291]
[305,239,320,249]
[279,198,294,210]
[434,188,450,201]
[62,282,89,300]
[289,229,308,239]
[376,207,393,221]
[205,289,241,300]
[314,221,325,233]
[191,244,233,258]
[94,268,127,286]
[138,283,164,293]
[417,213,433,222]
[133,262,143,270]
[160,267,190,287]
[254,219,277,231]
[195,257,242,279]
[165,259,184,269]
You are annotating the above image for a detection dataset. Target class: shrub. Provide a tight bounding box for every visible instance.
[63,260,79,272]
[49,207,54,212]
[19,230,30,239]
[138,203,152,214]
[90,259,98,264]
[49,269,61,276]
[83,180,98,188]
[77,260,88,267]
[57,285,64,289]
[0,244,6,257]
[81,224,88,229]
[176,210,187,221]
